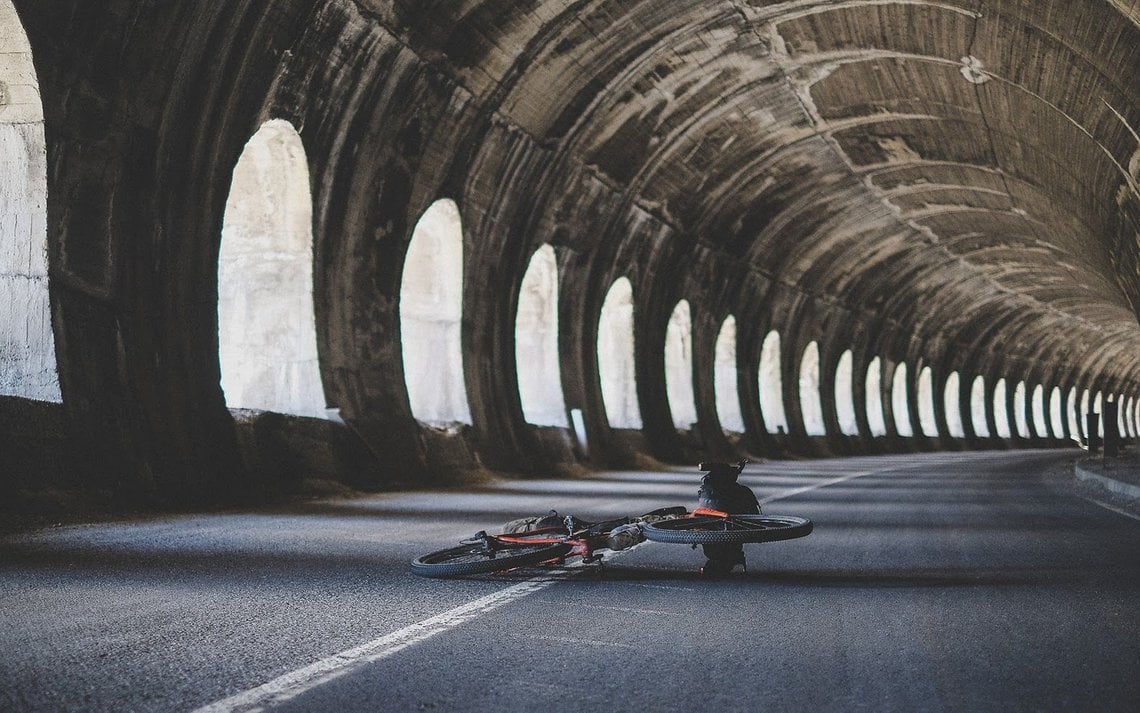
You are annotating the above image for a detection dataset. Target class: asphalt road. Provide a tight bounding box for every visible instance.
[2,450,1138,712]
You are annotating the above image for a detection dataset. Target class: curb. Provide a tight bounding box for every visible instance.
[1074,460,1140,503]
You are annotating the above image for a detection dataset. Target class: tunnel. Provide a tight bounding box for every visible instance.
[2,2,1140,710]
[3,0,1140,507]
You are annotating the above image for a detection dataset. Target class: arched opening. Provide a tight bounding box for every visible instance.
[892,362,913,437]
[917,366,938,437]
[664,300,697,431]
[971,375,990,438]
[598,277,641,429]
[1080,389,1091,439]
[1013,381,1029,438]
[835,350,858,436]
[1127,396,1137,438]
[1094,391,1104,436]
[993,378,1012,439]
[0,1,59,402]
[1122,396,1132,438]
[1031,384,1047,438]
[1049,387,1064,439]
[866,357,887,437]
[515,244,567,427]
[944,372,965,438]
[714,316,744,434]
[759,330,787,433]
[1067,386,1081,441]
[799,341,825,436]
[399,198,471,424]
[218,120,327,418]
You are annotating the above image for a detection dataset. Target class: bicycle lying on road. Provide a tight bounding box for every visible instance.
[410,463,813,579]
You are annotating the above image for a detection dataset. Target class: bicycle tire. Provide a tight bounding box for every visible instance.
[641,514,812,544]
[411,541,572,578]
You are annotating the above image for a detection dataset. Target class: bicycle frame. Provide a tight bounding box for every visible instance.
[489,529,610,565]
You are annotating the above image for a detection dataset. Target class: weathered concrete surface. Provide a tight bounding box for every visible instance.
[0,1,58,402]
[218,120,328,419]
[2,0,1140,502]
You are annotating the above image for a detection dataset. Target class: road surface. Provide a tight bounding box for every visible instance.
[2,450,1138,711]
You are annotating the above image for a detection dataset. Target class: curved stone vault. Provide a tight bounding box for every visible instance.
[3,0,1140,504]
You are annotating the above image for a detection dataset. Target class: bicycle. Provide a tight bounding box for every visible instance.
[410,465,813,578]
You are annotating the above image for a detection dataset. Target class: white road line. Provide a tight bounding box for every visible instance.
[757,459,959,505]
[758,470,875,505]
[194,464,909,711]
[189,577,560,713]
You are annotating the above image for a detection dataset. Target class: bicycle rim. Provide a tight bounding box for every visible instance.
[410,541,572,578]
[641,515,812,544]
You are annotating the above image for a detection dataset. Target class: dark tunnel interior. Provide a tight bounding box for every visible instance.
[3,0,1140,516]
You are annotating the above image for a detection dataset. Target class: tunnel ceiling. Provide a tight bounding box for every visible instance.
[384,0,1140,373]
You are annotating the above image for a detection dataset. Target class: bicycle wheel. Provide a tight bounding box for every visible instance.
[641,514,812,544]
[411,541,572,578]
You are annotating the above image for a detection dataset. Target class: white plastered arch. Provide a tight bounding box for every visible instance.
[218,119,327,418]
[399,198,472,424]
[0,1,59,402]
[515,244,568,427]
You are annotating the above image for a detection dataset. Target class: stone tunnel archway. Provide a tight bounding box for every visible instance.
[598,277,641,430]
[892,362,913,438]
[994,379,1012,440]
[917,366,939,438]
[664,299,697,432]
[515,244,568,427]
[799,341,826,437]
[866,356,888,438]
[971,375,991,439]
[400,198,472,426]
[713,315,744,436]
[218,119,327,418]
[835,349,859,437]
[0,0,58,403]
[944,372,965,439]
[759,330,788,435]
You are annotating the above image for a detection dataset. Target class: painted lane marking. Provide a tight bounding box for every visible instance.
[756,458,977,506]
[758,469,877,505]
[190,576,561,713]
[193,544,646,713]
